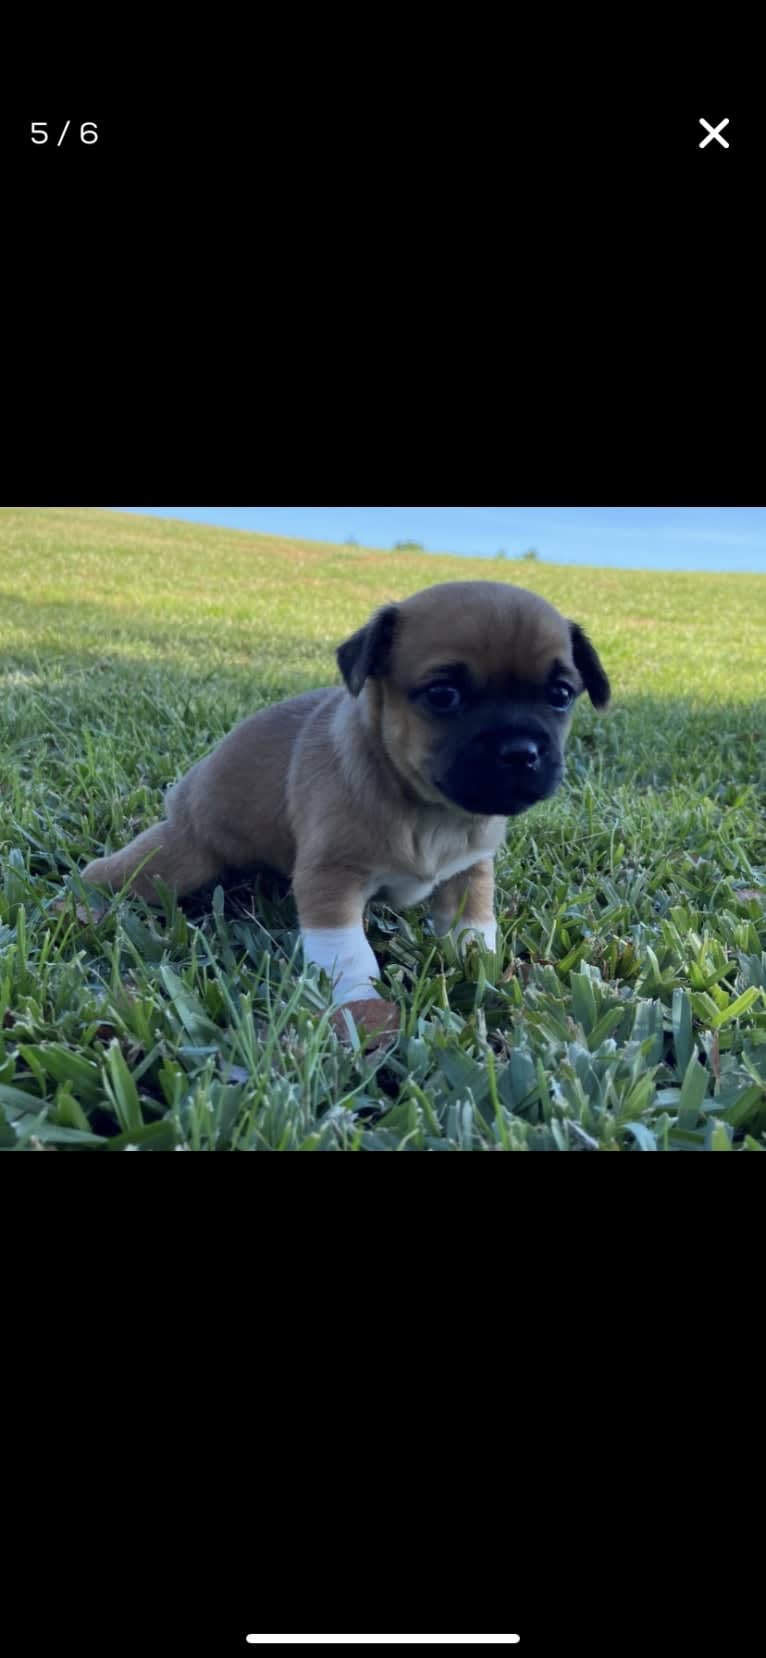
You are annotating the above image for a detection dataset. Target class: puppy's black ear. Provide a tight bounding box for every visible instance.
[570,622,611,709]
[337,605,398,696]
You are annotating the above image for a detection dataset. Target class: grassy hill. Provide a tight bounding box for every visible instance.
[1,506,765,1151]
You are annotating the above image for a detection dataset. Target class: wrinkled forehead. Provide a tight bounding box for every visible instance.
[391,586,576,687]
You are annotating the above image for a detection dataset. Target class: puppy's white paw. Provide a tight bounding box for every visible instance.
[302,925,384,1005]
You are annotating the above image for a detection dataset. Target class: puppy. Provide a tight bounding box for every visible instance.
[82,581,610,1032]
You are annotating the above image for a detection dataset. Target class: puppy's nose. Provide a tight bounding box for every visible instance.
[497,734,545,770]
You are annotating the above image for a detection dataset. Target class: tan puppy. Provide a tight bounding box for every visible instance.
[82,581,610,1031]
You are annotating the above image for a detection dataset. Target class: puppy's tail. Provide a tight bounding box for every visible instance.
[82,820,218,902]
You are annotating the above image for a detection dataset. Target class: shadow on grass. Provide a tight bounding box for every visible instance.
[565,695,766,791]
[2,622,765,867]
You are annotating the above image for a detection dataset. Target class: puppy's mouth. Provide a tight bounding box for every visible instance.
[434,773,563,817]
[431,737,564,818]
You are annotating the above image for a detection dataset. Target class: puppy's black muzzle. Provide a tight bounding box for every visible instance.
[433,722,564,817]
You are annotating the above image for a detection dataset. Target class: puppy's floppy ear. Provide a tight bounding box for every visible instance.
[570,622,611,709]
[337,605,398,696]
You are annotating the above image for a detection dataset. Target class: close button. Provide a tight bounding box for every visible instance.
[699,118,730,149]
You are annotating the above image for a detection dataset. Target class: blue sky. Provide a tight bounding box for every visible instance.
[108,507,766,573]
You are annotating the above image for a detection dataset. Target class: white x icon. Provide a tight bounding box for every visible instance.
[699,117,730,149]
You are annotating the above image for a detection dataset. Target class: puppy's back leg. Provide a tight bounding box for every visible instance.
[82,820,221,902]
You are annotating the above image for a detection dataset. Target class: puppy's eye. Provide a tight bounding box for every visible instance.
[548,682,575,710]
[424,684,463,713]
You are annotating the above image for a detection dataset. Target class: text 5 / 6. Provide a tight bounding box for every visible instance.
[31,122,98,145]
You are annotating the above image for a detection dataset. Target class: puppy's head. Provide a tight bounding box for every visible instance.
[338,581,610,817]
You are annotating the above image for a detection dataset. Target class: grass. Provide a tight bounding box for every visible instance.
[1,505,765,1151]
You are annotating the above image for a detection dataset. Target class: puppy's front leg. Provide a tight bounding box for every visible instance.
[431,858,498,954]
[293,864,399,1037]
